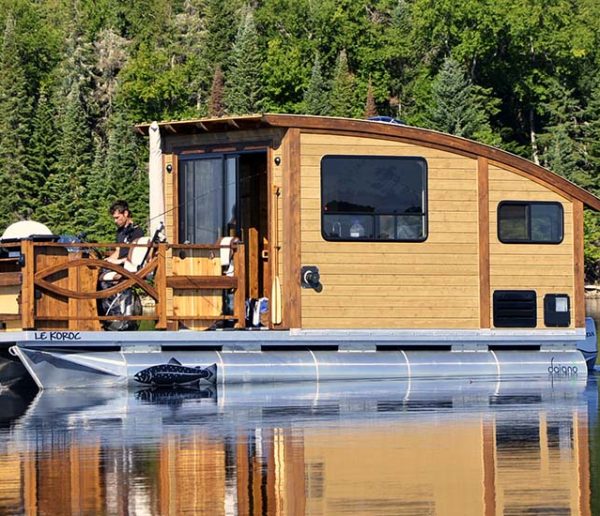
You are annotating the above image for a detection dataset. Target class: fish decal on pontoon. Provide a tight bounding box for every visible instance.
[133,358,217,386]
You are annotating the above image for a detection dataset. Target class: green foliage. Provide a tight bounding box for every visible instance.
[422,56,499,144]
[38,81,93,234]
[582,76,600,196]
[204,0,243,68]
[2,0,600,277]
[329,50,356,117]
[0,0,63,96]
[119,43,196,122]
[303,54,329,116]
[29,86,58,219]
[0,13,33,224]
[208,65,225,117]
[224,8,263,115]
[364,79,378,118]
[105,109,148,226]
[538,81,587,184]
[585,210,600,283]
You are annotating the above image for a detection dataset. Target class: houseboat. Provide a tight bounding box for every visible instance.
[0,114,598,390]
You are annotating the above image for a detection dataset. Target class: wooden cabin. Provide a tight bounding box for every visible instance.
[1,114,600,335]
[136,114,600,334]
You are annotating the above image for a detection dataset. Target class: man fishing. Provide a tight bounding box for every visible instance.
[106,200,144,264]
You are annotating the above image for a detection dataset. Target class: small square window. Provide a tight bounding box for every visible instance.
[498,202,563,244]
[555,297,568,313]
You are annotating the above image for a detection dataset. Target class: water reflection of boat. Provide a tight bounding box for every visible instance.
[0,386,36,428]
[7,377,590,442]
[134,385,217,405]
[0,350,32,389]
[0,377,596,515]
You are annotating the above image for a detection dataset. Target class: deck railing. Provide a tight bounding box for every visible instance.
[0,240,246,331]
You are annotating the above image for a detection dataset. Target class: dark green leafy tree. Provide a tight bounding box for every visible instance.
[256,0,327,113]
[224,8,263,115]
[0,13,33,224]
[0,0,63,98]
[303,54,329,115]
[423,56,499,144]
[86,141,110,238]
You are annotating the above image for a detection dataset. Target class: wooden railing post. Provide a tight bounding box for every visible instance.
[234,244,246,328]
[155,243,167,329]
[20,240,35,329]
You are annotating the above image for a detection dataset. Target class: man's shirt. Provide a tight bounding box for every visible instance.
[116,223,144,259]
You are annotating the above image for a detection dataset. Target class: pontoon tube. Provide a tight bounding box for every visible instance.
[11,347,586,390]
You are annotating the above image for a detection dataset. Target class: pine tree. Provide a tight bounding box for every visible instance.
[92,28,131,132]
[364,79,378,118]
[81,139,112,242]
[0,13,33,224]
[538,81,586,185]
[29,85,58,220]
[208,65,225,117]
[303,54,329,116]
[171,0,209,116]
[54,16,94,117]
[224,8,263,115]
[580,79,600,282]
[105,108,147,224]
[39,81,93,235]
[583,76,600,196]
[329,50,356,118]
[204,0,243,69]
[424,57,497,144]
[584,210,600,283]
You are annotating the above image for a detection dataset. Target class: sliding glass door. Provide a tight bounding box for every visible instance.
[178,155,237,244]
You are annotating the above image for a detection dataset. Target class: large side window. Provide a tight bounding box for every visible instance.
[321,155,427,242]
[497,201,563,244]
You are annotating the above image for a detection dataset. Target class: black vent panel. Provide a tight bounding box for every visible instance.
[493,290,537,328]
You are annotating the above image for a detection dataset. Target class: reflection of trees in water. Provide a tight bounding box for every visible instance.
[325,200,374,213]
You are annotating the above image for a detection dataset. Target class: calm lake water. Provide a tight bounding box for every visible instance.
[0,375,599,515]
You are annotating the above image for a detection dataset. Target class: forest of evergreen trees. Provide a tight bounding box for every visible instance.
[2,0,600,278]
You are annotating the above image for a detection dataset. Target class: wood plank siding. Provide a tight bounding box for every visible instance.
[299,132,480,329]
[488,164,575,328]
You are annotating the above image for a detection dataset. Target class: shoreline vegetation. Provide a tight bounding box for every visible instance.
[2,0,600,279]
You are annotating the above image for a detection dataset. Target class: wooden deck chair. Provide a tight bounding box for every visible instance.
[100,236,153,282]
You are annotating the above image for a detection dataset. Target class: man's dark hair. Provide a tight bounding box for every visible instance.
[110,200,131,216]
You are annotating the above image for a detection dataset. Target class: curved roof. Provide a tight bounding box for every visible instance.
[136,114,600,211]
